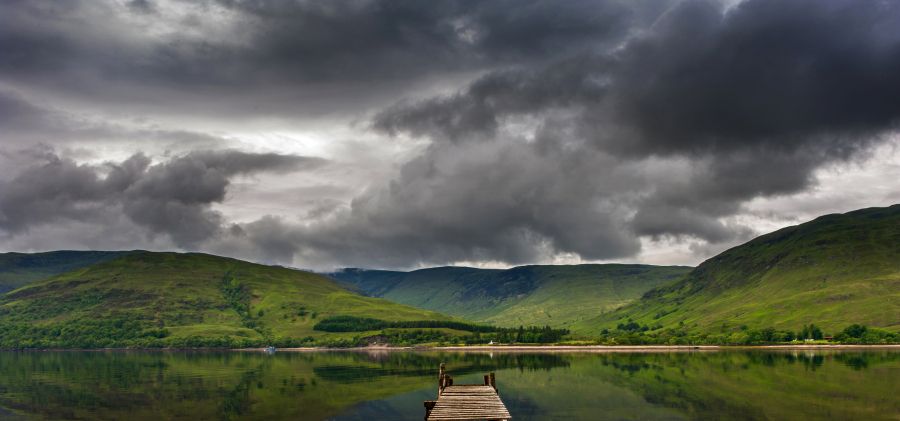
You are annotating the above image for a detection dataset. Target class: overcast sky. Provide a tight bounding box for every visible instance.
[2,0,900,270]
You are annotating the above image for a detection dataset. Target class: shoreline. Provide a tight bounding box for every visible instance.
[239,344,900,353]
[4,344,900,353]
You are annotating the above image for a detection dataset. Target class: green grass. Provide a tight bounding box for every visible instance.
[593,204,900,336]
[331,264,690,335]
[0,251,456,347]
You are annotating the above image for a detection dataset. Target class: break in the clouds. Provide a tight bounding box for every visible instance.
[1,0,900,270]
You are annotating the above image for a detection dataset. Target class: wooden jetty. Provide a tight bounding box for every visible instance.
[424,363,511,421]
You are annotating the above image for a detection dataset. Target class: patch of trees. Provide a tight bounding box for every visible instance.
[372,329,455,346]
[834,324,899,344]
[0,316,170,349]
[465,325,569,344]
[220,272,251,321]
[313,316,506,333]
[596,322,899,345]
[617,319,663,333]
[798,324,823,340]
[219,272,271,340]
[314,316,388,332]
[313,316,569,344]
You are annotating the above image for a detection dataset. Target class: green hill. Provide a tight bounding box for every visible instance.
[330,264,691,334]
[593,205,900,337]
[0,251,460,348]
[0,250,131,294]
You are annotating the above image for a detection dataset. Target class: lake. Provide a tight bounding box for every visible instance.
[0,349,897,420]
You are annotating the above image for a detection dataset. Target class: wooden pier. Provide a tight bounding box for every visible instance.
[424,363,511,421]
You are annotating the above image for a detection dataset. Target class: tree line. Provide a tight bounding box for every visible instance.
[313,315,570,343]
[597,320,899,345]
[313,315,502,332]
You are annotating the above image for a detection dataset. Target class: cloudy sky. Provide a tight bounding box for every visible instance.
[2,0,900,270]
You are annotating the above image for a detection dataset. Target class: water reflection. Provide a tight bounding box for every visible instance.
[0,350,896,420]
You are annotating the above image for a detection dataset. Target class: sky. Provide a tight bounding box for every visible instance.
[1,0,900,271]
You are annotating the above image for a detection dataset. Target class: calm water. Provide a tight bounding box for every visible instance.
[0,350,897,420]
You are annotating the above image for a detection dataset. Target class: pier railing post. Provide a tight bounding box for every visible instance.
[439,363,446,395]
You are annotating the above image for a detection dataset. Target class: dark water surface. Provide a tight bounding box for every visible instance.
[0,350,897,420]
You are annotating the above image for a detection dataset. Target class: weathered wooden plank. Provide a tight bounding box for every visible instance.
[440,393,499,396]
[431,408,508,415]
[433,403,506,405]
[435,402,504,405]
[439,393,500,396]
[442,389,497,395]
[431,408,509,416]
[434,400,508,404]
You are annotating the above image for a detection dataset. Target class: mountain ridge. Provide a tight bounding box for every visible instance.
[0,251,458,348]
[0,250,134,294]
[329,263,692,334]
[594,204,900,336]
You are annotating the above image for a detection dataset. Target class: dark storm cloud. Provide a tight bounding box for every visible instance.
[0,149,325,247]
[283,0,900,267]
[0,0,653,118]
[373,55,612,142]
[214,138,647,268]
[126,0,155,14]
[305,141,642,266]
[378,0,900,154]
[216,0,636,63]
[607,0,900,154]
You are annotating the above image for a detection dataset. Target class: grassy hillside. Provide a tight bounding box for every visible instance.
[0,250,131,293]
[593,205,900,337]
[0,252,458,348]
[330,264,690,334]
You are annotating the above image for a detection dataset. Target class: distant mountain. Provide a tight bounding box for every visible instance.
[0,250,132,294]
[0,251,453,348]
[329,264,691,334]
[594,205,900,334]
